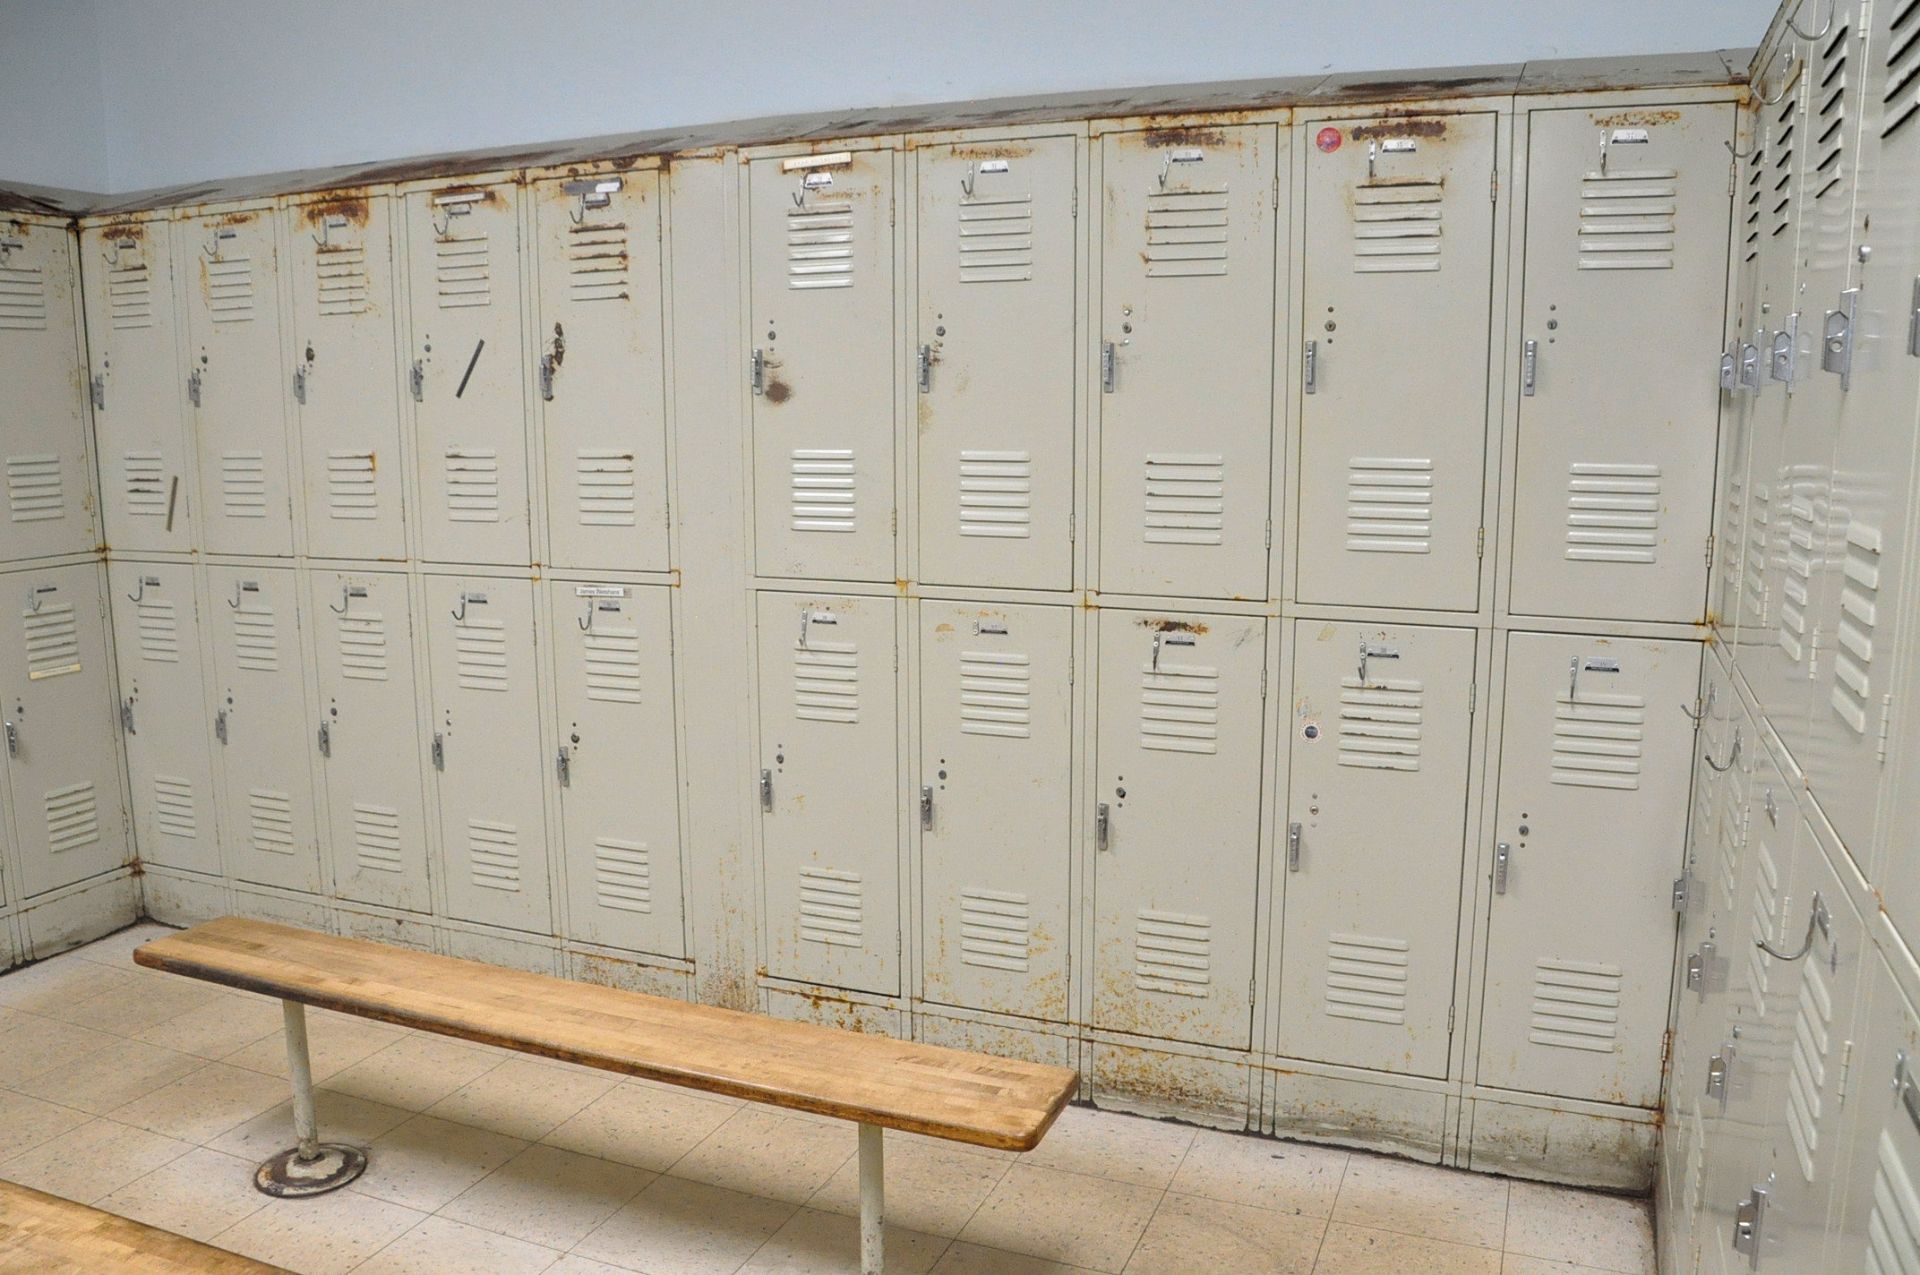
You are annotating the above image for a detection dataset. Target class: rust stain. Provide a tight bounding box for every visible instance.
[1141,126,1229,148]
[1140,617,1209,635]
[1349,117,1449,140]
[944,142,1036,161]
[763,377,793,404]
[1590,109,1683,127]
[305,195,371,228]
[1324,73,1508,99]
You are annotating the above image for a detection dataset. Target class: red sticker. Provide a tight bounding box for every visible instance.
[1315,127,1342,153]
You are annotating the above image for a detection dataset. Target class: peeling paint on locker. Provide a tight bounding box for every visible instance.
[0,219,94,561]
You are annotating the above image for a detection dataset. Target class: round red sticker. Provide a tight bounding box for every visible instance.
[1316,127,1342,153]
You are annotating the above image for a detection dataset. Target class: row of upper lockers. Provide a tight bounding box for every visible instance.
[4,100,1735,618]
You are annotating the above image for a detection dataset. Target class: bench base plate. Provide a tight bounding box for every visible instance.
[253,1145,368,1198]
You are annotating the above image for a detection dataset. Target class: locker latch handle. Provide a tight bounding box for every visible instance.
[556,747,571,788]
[760,768,774,811]
[1770,317,1799,384]
[1822,287,1858,391]
[121,698,136,735]
[1494,841,1511,895]
[1302,340,1317,395]
[1287,821,1302,872]
[317,721,331,758]
[1732,1183,1768,1269]
[214,709,228,746]
[916,344,933,394]
[539,353,557,403]
[432,732,445,771]
[3,720,16,758]
[1521,340,1537,396]
[292,366,308,405]
[1100,341,1116,394]
[409,359,425,402]
[920,784,934,830]
[1705,1042,1735,1108]
[1739,340,1761,391]
[1096,802,1110,851]
[750,348,766,395]
[187,368,203,409]
[90,373,106,411]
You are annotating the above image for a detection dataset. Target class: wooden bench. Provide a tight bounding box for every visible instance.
[135,917,1076,1273]
[0,1180,285,1273]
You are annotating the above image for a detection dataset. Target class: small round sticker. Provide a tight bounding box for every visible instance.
[1315,127,1342,153]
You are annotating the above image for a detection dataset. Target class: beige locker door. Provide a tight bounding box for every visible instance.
[405,183,531,566]
[0,219,94,561]
[1479,632,1696,1105]
[1092,609,1266,1048]
[749,150,896,582]
[107,561,217,874]
[757,591,898,994]
[184,209,293,557]
[550,581,683,958]
[1296,114,1497,611]
[288,196,407,561]
[918,600,1072,1020]
[310,569,430,914]
[207,565,320,893]
[1824,950,1920,1271]
[1097,125,1278,601]
[1509,104,1733,623]
[915,137,1077,590]
[424,575,551,931]
[0,566,126,896]
[81,219,194,553]
[532,174,670,572]
[1277,620,1474,1077]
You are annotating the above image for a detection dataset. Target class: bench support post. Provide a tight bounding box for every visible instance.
[251,1001,368,1198]
[859,1122,884,1274]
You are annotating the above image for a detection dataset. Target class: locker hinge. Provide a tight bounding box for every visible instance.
[1068,511,1075,543]
[1476,526,1485,559]
[1072,184,1078,219]
[1705,533,1714,571]
[1490,168,1498,202]
[1264,519,1272,549]
[1808,626,1822,680]
[889,198,895,227]
[1447,1003,1455,1033]
[1877,694,1894,764]
[1728,158,1737,196]
[1467,680,1476,714]
[1260,663,1267,700]
[1249,978,1256,1006]
[1837,1038,1855,1104]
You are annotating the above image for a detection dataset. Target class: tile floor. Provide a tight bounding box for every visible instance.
[0,923,1658,1274]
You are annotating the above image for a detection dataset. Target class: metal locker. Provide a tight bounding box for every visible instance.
[0,218,95,561]
[0,566,127,896]
[182,206,294,557]
[749,149,897,582]
[918,599,1072,1020]
[107,561,217,874]
[549,580,683,958]
[1097,125,1279,600]
[1824,949,1920,1272]
[81,217,194,553]
[532,172,670,572]
[1479,632,1697,1105]
[756,591,899,994]
[423,575,551,931]
[915,136,1077,590]
[207,565,320,893]
[1296,114,1497,611]
[405,182,531,566]
[1508,103,1734,623]
[310,569,431,913]
[1092,608,1266,1048]
[1276,620,1475,1077]
[288,194,407,561]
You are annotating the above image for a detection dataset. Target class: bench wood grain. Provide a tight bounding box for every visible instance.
[0,1181,285,1274]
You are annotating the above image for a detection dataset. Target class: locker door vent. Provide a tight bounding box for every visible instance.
[326,453,378,522]
[584,624,644,704]
[153,775,197,838]
[351,803,403,874]
[1142,452,1225,546]
[1134,908,1212,996]
[798,866,864,945]
[1744,485,1772,624]
[338,610,389,682]
[1527,957,1622,1052]
[444,449,502,523]
[957,193,1034,284]
[1778,494,1819,662]
[1324,932,1409,1024]
[1865,1129,1920,1273]
[467,817,522,891]
[1744,118,1765,263]
[1346,457,1433,554]
[789,449,856,533]
[1723,473,1747,598]
[576,449,638,526]
[220,452,268,520]
[959,649,1032,738]
[959,888,1031,971]
[1768,93,1797,244]
[454,617,509,692]
[108,260,154,329]
[1716,790,1745,912]
[8,454,66,524]
[1144,188,1229,278]
[1549,691,1646,789]
[232,602,280,674]
[136,599,181,663]
[1140,659,1220,755]
[958,450,1033,539]
[786,201,854,290]
[1336,677,1423,771]
[0,260,48,330]
[23,602,81,680]
[567,220,631,302]
[593,837,653,913]
[1565,462,1661,563]
[793,638,860,724]
[435,232,492,309]
[44,781,101,855]
[1748,838,1783,1014]
[315,243,370,316]
[1351,182,1442,273]
[1885,0,1920,141]
[204,253,256,323]
[1784,948,1836,1180]
[123,452,169,519]
[248,788,295,856]
[1576,167,1679,271]
[1813,21,1852,201]
[1830,520,1883,734]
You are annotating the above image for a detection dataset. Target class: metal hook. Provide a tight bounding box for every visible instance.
[1756,892,1832,961]
[1568,655,1581,702]
[797,609,812,649]
[1703,726,1743,773]
[1158,153,1173,189]
[1598,133,1610,176]
[1754,50,1803,106]
[203,228,233,260]
[329,586,350,615]
[451,592,468,622]
[1725,138,1758,162]
[226,580,258,610]
[25,587,42,614]
[228,582,243,609]
[432,208,453,236]
[1152,632,1165,671]
[1367,140,1378,181]
[961,163,977,199]
[792,187,808,210]
[1785,0,1834,40]
[102,238,133,268]
[126,575,148,603]
[1681,682,1717,723]
[579,599,594,631]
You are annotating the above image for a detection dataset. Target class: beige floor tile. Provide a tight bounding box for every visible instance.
[0,1010,118,1087]
[222,1015,405,1082]
[210,1089,412,1163]
[1312,1222,1501,1274]
[427,1055,622,1140]
[0,1116,191,1204]
[355,1213,563,1274]
[325,1033,502,1112]
[1168,1130,1348,1218]
[0,1088,92,1162]
[97,1146,268,1242]
[44,972,228,1036]
[1017,1105,1196,1190]
[575,1175,796,1275]
[739,1206,949,1274]
[110,1060,295,1144]
[1124,1191,1324,1274]
[1332,1152,1509,1248]
[545,1258,648,1275]
[73,922,181,967]
[0,954,135,1014]
[352,1112,528,1212]
[1504,1182,1654,1274]
[957,1163,1162,1273]
[542,1081,738,1171]
[441,1143,655,1250]
[14,1037,204,1114]
[211,1183,425,1275]
[808,1134,1008,1237]
[669,1107,857,1206]
[932,1242,1105,1274]
[134,994,287,1059]
[1500,1257,1625,1275]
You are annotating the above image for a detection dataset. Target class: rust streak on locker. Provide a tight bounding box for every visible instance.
[1139,617,1209,635]
[303,194,371,227]
[941,142,1036,160]
[1349,118,1449,141]
[1138,127,1230,148]
[1589,109,1683,127]
[763,377,792,404]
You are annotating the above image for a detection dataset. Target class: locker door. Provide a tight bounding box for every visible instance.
[1296,114,1497,611]
[207,565,319,893]
[533,173,670,572]
[183,208,293,557]
[107,561,217,874]
[0,566,126,896]
[756,592,898,994]
[915,137,1077,590]
[424,575,550,931]
[1479,632,1696,1104]
[0,218,94,561]
[310,570,430,913]
[1098,125,1278,601]
[918,600,1072,1020]
[1825,951,1920,1273]
[81,218,194,553]
[405,183,531,566]
[1092,609,1266,1048]
[1509,104,1734,623]
[288,195,407,561]
[1277,621,1475,1077]
[550,581,683,958]
[749,150,896,582]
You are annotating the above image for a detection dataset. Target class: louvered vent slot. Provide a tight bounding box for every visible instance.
[567,220,630,302]
[1140,658,1219,755]
[1779,496,1818,662]
[467,818,522,891]
[1785,953,1835,1180]
[315,244,370,316]
[576,449,637,526]
[960,888,1031,971]
[959,450,1032,539]
[326,453,377,521]
[232,602,279,673]
[204,253,256,323]
[1864,1128,1920,1274]
[588,837,650,913]
[1748,839,1783,1013]
[1831,520,1883,734]
[1886,0,1920,140]
[798,867,863,945]
[455,617,508,692]
[123,452,169,518]
[1134,908,1212,996]
[153,776,197,839]
[444,450,500,522]
[1347,457,1433,553]
[1336,677,1423,771]
[1529,957,1622,1052]
[959,649,1031,739]
[1550,690,1647,790]
[108,260,153,329]
[584,624,643,704]
[1325,932,1410,1024]
[436,232,492,308]
[248,789,294,856]
[1716,795,1743,912]
[793,638,859,724]
[221,452,267,519]
[24,602,80,680]
[6,454,64,524]
[352,803,403,874]
[957,193,1034,283]
[1814,22,1851,199]
[136,599,180,663]
[1771,94,1797,240]
[1744,130,1764,263]
[45,782,100,854]
[1143,453,1225,545]
[787,202,854,289]
[1352,182,1442,272]
[338,610,389,682]
[0,261,48,330]
[1577,168,1679,270]
[1566,462,1661,563]
[1745,485,1773,624]
[790,448,855,532]
[1145,188,1229,277]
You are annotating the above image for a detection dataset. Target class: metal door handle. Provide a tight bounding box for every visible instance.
[760,768,773,811]
[1287,821,1302,872]
[916,344,932,394]
[121,699,136,734]
[3,721,15,758]
[1732,1184,1768,1268]
[750,348,765,395]
[538,353,556,402]
[293,366,308,404]
[214,709,228,745]
[431,732,445,771]
[920,784,934,830]
[187,369,202,408]
[317,721,331,758]
[1303,341,1317,394]
[556,747,571,787]
[1494,841,1511,895]
[90,373,106,410]
[409,359,425,402]
[1522,340,1537,396]
[1096,802,1110,850]
[1101,341,1116,393]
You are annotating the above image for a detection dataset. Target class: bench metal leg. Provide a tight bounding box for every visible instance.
[859,1122,884,1274]
[252,1000,368,1198]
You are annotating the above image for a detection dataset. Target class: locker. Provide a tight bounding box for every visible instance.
[1097,125,1279,600]
[182,207,294,557]
[1092,608,1266,1048]
[405,181,531,566]
[107,561,218,874]
[1824,949,1920,1273]
[0,565,127,896]
[288,194,408,561]
[549,580,683,958]
[1479,632,1697,1105]
[81,217,194,553]
[423,574,551,931]
[749,149,897,582]
[1508,103,1733,623]
[310,569,431,913]
[756,591,899,994]
[207,565,320,893]
[1276,620,1475,1077]
[914,136,1078,590]
[0,217,95,561]
[532,171,670,572]
[1295,113,1497,611]
[918,599,1072,1020]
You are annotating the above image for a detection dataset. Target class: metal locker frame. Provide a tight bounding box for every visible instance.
[0,215,97,562]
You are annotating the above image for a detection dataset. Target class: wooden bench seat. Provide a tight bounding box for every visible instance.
[0,1180,285,1274]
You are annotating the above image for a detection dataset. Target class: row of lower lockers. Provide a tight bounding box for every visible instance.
[0,556,1700,1110]
[5,97,1734,619]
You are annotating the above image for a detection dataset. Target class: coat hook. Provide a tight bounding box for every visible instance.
[792,186,808,209]
[451,592,468,622]
[1567,655,1580,701]
[126,575,148,603]
[1755,892,1831,962]
[25,587,42,614]
[1151,631,1164,672]
[1357,638,1370,685]
[1158,154,1173,189]
[102,238,133,267]
[329,585,350,615]
[961,163,977,198]
[1754,49,1802,106]
[797,609,812,649]
[1785,0,1834,40]
[1367,140,1378,181]
[579,599,594,631]
[1703,727,1743,773]
[432,208,453,236]
[228,582,243,608]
